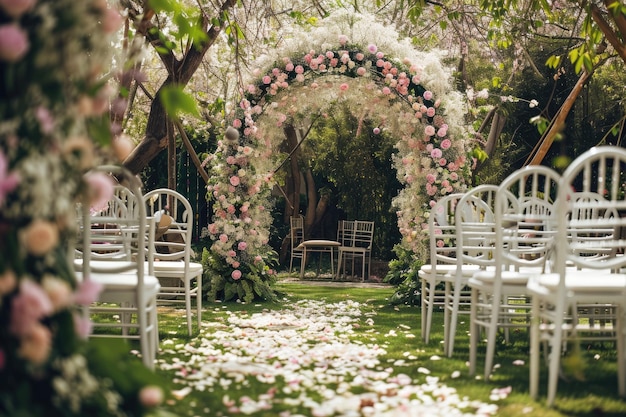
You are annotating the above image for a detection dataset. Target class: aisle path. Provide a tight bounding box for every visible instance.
[157,299,504,416]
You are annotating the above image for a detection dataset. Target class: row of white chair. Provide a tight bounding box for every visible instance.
[75,165,202,369]
[420,146,626,406]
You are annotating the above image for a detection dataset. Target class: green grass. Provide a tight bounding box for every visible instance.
[107,281,626,416]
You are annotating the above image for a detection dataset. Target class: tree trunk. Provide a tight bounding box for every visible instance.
[122,0,238,175]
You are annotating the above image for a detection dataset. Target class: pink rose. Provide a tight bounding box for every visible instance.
[368,44,378,53]
[85,171,114,213]
[237,241,247,251]
[339,83,349,91]
[219,234,228,243]
[10,279,53,337]
[73,313,94,339]
[431,148,442,159]
[229,175,240,186]
[73,280,103,305]
[231,270,242,280]
[21,219,59,256]
[18,323,51,364]
[423,90,433,101]
[0,0,36,18]
[0,24,29,62]
[139,385,164,407]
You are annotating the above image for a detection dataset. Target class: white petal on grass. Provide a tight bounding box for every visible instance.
[158,299,500,416]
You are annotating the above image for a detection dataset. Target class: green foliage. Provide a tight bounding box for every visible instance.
[306,104,402,261]
[201,247,279,304]
[159,85,200,118]
[384,245,423,306]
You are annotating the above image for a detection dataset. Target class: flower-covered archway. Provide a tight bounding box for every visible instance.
[203,12,472,301]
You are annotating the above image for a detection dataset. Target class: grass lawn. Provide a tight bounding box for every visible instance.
[119,280,626,416]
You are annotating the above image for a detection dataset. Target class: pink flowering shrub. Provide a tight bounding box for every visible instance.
[202,127,278,303]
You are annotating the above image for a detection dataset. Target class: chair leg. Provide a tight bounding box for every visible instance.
[469,287,479,376]
[185,279,192,336]
[196,274,202,332]
[529,296,540,400]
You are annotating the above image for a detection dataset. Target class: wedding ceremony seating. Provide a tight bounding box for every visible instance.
[443,184,498,356]
[144,188,203,335]
[467,165,560,379]
[289,215,305,274]
[75,165,160,369]
[336,220,375,281]
[527,146,626,406]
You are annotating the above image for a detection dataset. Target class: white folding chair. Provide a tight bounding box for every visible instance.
[336,220,374,281]
[144,188,203,335]
[418,192,474,344]
[528,146,626,406]
[468,165,560,379]
[443,184,498,356]
[76,165,160,369]
[289,215,305,274]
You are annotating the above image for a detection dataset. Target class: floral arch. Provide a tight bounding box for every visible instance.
[203,12,473,300]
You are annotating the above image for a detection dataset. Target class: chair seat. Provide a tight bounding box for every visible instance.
[74,258,136,273]
[531,271,626,291]
[419,263,481,277]
[298,240,341,249]
[75,271,160,296]
[471,268,535,285]
[152,260,203,276]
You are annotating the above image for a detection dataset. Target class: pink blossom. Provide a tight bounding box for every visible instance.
[373,127,380,135]
[424,125,435,136]
[101,7,123,33]
[426,107,436,117]
[238,241,247,251]
[338,34,348,45]
[73,280,103,305]
[356,53,364,61]
[412,75,420,84]
[229,175,240,186]
[285,62,294,72]
[262,75,271,84]
[0,150,19,207]
[22,219,58,256]
[73,313,94,339]
[0,24,29,62]
[232,261,240,268]
[441,139,452,149]
[85,171,114,213]
[227,205,235,214]
[376,52,384,59]
[423,90,433,101]
[10,279,53,337]
[356,67,366,76]
[439,158,447,166]
[231,270,242,280]
[382,87,391,95]
[431,148,442,159]
[139,386,164,407]
[18,323,51,364]
[227,250,236,257]
[368,44,378,53]
[0,0,36,18]
[436,240,445,248]
[426,174,436,184]
[295,65,304,74]
[232,119,242,128]
[339,83,349,91]
[219,234,228,243]
[437,128,448,138]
